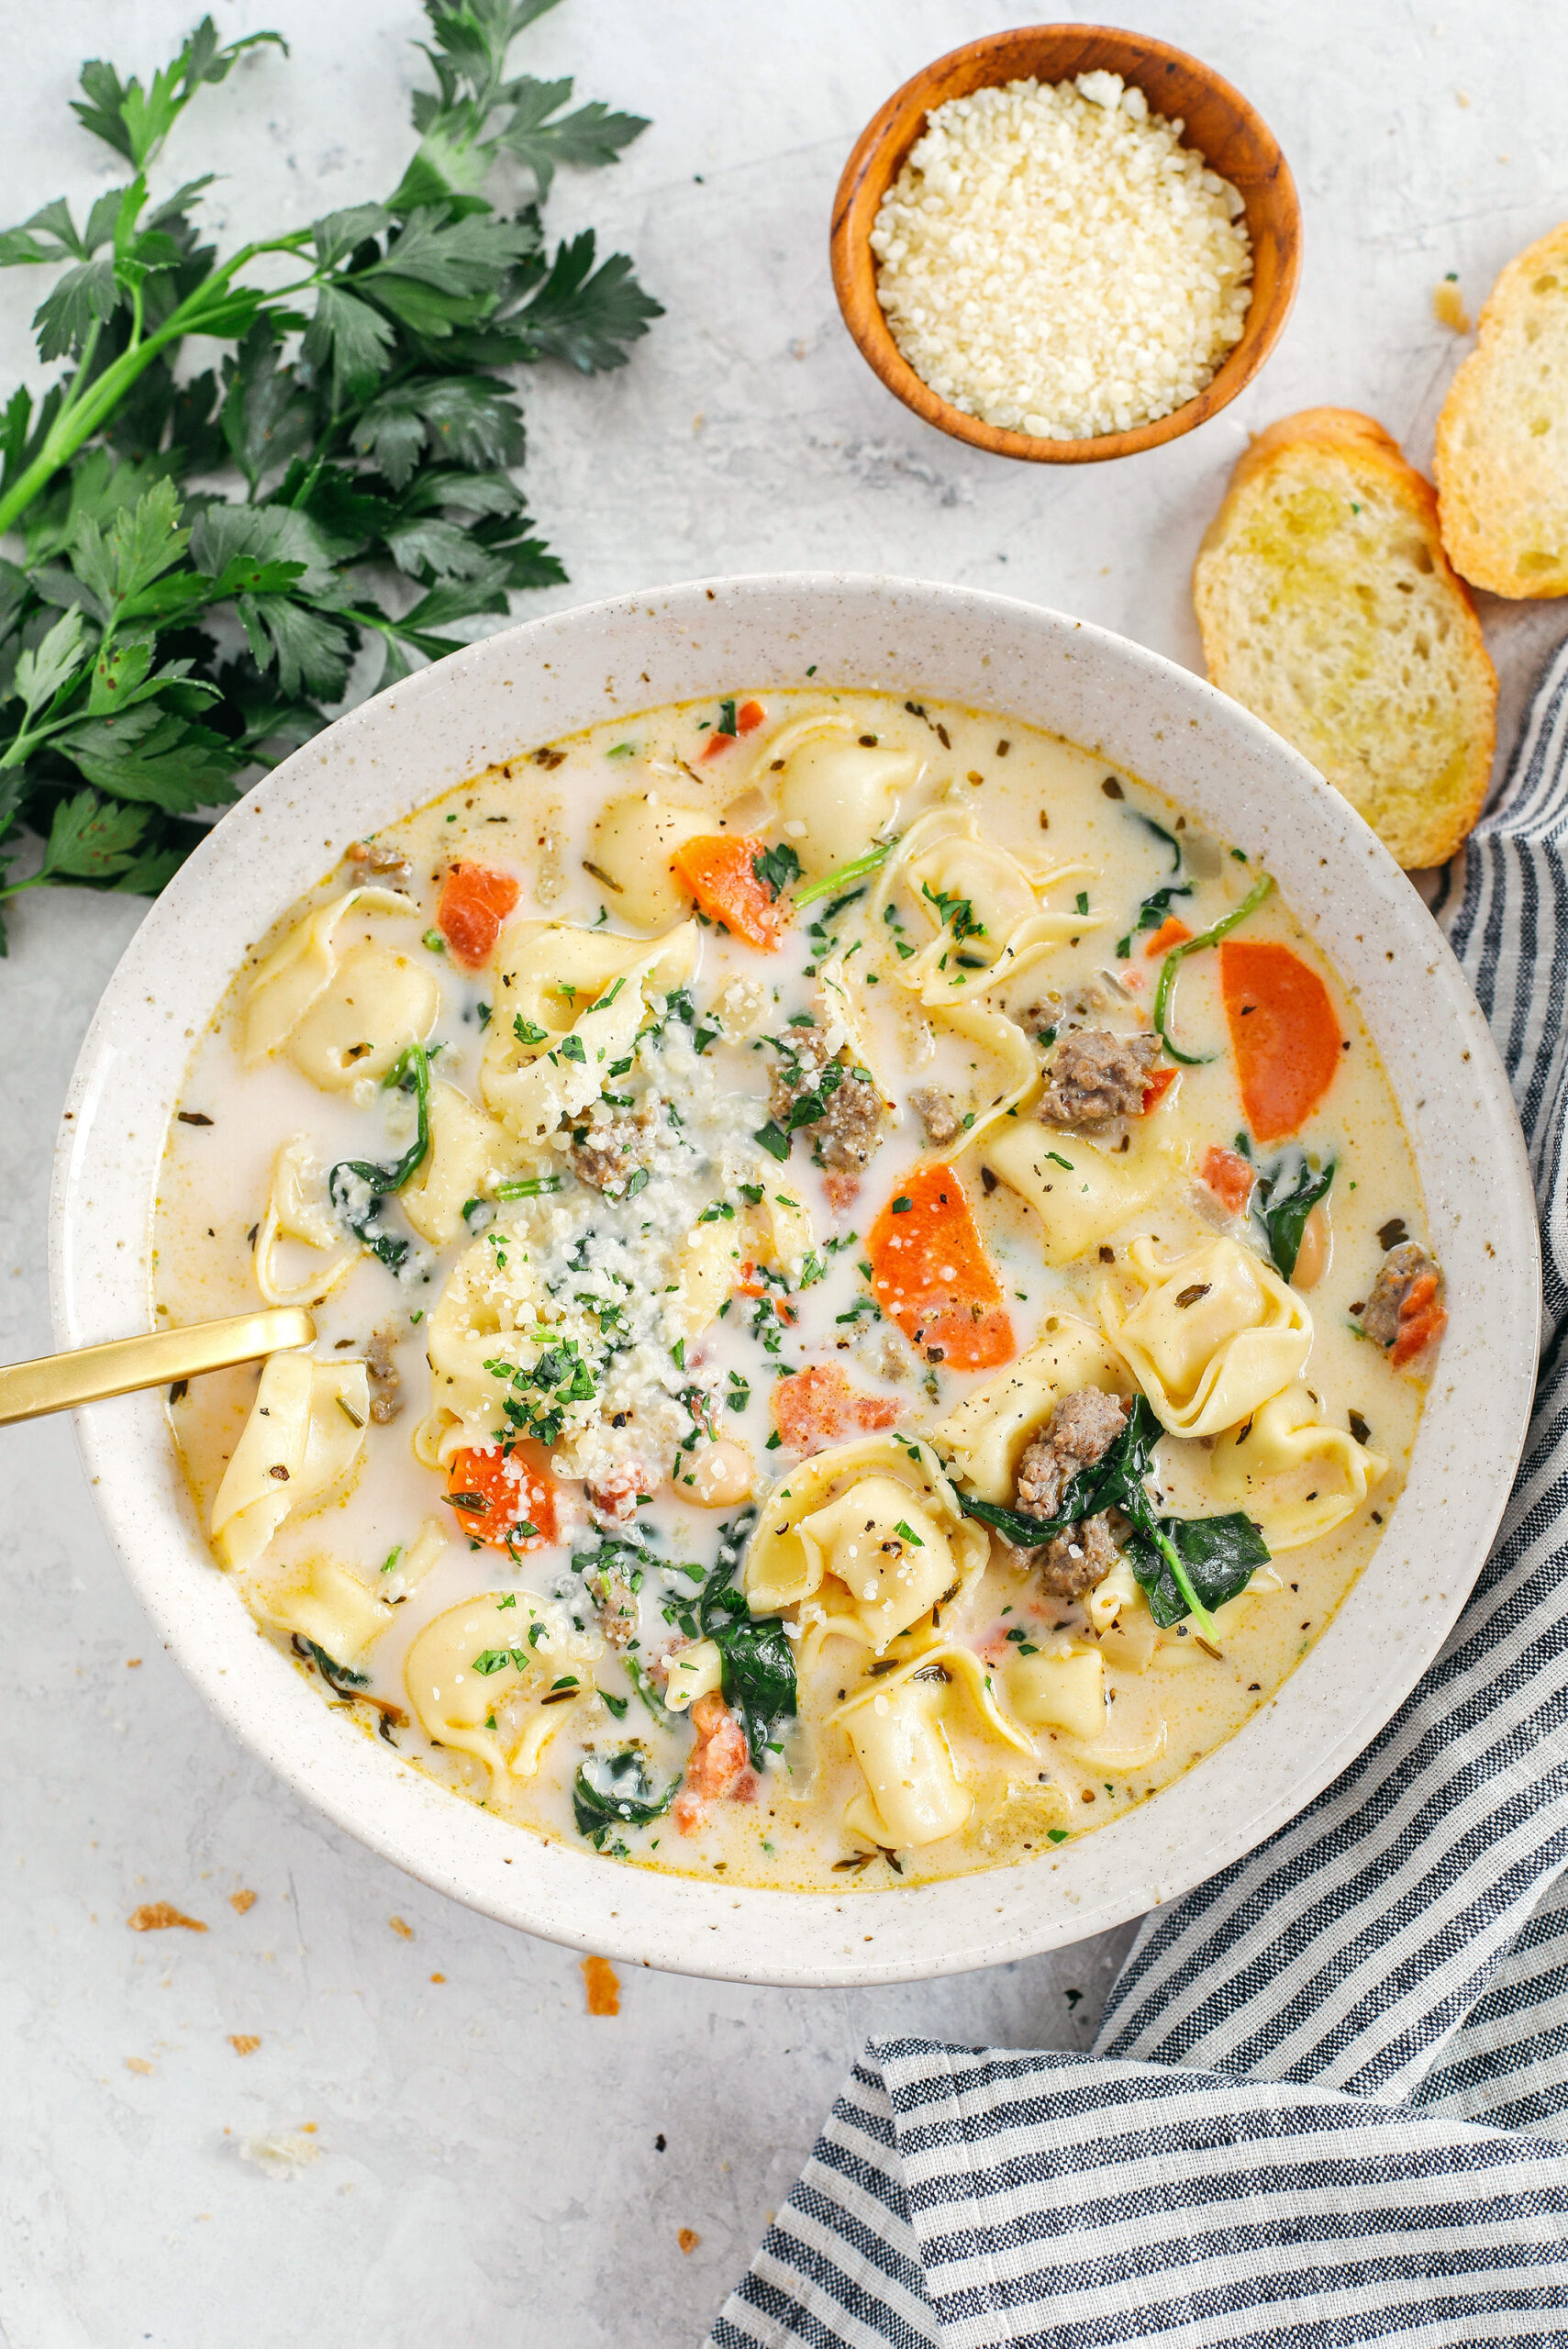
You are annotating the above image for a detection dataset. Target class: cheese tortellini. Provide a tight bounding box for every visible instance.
[1211,1382,1387,1548]
[671,1183,814,1342]
[986,1121,1173,1266]
[243,887,439,1087]
[210,1353,370,1570]
[413,1229,542,1466]
[480,918,699,1147]
[403,1592,601,1794]
[931,1315,1130,1502]
[1006,1645,1106,1741]
[1100,1235,1313,1438]
[587,793,708,929]
[834,1646,1032,1848]
[768,718,920,876]
[263,1556,394,1664]
[400,1082,507,1247]
[874,808,1103,1005]
[255,1136,362,1308]
[745,1436,987,1654]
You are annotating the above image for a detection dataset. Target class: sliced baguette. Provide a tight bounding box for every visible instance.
[1193,408,1496,870]
[1436,222,1568,597]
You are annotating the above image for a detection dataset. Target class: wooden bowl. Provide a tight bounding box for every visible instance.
[830,24,1302,463]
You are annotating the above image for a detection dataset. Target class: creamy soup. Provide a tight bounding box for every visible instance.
[153,690,1444,1891]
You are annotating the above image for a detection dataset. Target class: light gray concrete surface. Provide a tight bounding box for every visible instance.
[2,5,1564,2344]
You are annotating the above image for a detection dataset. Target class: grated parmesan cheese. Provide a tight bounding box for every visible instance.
[869,72,1252,440]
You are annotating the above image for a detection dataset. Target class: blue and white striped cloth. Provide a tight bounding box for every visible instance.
[709,643,1568,2349]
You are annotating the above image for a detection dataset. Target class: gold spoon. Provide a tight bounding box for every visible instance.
[0,1307,316,1428]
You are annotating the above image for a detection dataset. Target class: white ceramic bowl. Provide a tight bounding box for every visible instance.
[50,575,1540,1987]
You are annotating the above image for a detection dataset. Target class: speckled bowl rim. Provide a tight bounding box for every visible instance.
[50,573,1540,1987]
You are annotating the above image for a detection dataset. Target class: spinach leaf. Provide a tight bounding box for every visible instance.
[957,1396,1267,1640]
[573,1746,676,1847]
[328,1041,430,1268]
[1254,1153,1336,1280]
[1122,1511,1271,1629]
[1117,877,1192,958]
[697,1508,797,1768]
[1152,871,1274,1066]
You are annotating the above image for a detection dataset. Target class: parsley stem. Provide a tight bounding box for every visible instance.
[793,838,897,908]
[1154,872,1274,1066]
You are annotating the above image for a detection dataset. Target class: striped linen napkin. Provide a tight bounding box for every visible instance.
[707,643,1568,2349]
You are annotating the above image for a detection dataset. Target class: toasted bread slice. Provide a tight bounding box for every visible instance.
[1436,222,1568,597]
[1193,408,1496,869]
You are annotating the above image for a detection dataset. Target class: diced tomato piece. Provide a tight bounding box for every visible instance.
[1391,1273,1448,1369]
[1201,1143,1256,1216]
[1144,915,1193,956]
[771,1364,902,1455]
[673,1691,751,1833]
[436,863,520,968]
[865,1163,1014,1372]
[1142,1065,1178,1113]
[1221,940,1342,1142]
[446,1442,556,1550]
[671,834,788,950]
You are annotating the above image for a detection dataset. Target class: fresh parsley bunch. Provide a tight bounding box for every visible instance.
[0,1,659,952]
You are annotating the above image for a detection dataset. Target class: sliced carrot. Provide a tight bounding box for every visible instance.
[446,1442,556,1550]
[436,863,520,968]
[866,1163,1014,1372]
[698,697,766,760]
[771,1364,902,1455]
[1142,1065,1178,1114]
[1144,915,1193,956]
[671,834,787,950]
[1201,1143,1255,1216]
[1220,940,1343,1142]
[1391,1273,1448,1369]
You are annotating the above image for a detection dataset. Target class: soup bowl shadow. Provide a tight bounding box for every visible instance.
[51,575,1536,1986]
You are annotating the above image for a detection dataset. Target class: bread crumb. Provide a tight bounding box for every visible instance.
[237,2129,319,2180]
[128,1902,206,1932]
[429,1972,446,1984]
[126,1657,141,1667]
[582,1954,620,2016]
[228,2035,261,2056]
[388,1916,413,1940]
[1433,280,1471,332]
[1456,88,1470,106]
[678,2228,700,2254]
[229,1889,257,1915]
[125,2056,154,2075]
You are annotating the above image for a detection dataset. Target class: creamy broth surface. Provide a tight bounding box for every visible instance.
[153,690,1440,1890]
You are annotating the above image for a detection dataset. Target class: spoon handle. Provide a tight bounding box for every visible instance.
[0,1307,316,1427]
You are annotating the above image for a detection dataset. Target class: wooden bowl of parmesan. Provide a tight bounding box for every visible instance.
[831,25,1302,462]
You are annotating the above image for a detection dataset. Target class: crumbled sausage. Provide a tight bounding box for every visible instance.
[908,1085,965,1147]
[1362,1240,1447,1367]
[771,1027,889,1174]
[1015,1386,1129,1598]
[1016,1387,1128,1516]
[345,840,413,891]
[1040,1512,1123,1599]
[1039,1030,1162,1128]
[589,1568,638,1647]
[364,1326,403,1424]
[570,1104,655,1196]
